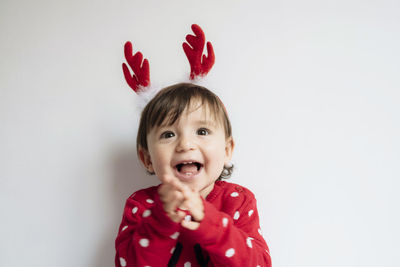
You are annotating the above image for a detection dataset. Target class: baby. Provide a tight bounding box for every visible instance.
[115,82,271,266]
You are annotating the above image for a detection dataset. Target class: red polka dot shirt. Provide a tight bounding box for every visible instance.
[115,180,271,267]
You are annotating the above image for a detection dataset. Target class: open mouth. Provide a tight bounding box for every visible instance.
[174,161,203,178]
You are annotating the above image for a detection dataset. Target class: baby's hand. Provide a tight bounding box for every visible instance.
[158,176,186,223]
[179,185,204,230]
[158,175,204,230]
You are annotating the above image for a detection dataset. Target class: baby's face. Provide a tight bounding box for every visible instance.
[141,102,234,197]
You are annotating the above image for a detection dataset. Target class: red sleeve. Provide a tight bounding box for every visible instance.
[114,188,181,267]
[181,192,272,267]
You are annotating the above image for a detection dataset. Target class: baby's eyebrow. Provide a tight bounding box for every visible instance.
[195,119,217,127]
[155,125,172,132]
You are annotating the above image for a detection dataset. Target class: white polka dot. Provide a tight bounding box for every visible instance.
[222,217,228,227]
[139,238,149,247]
[119,257,127,267]
[184,262,191,267]
[184,215,192,221]
[170,232,180,240]
[146,199,154,204]
[121,225,128,231]
[225,248,235,257]
[257,265,261,267]
[230,192,239,197]
[248,209,254,217]
[170,247,175,254]
[143,210,151,217]
[246,237,253,248]
[233,211,240,220]
[132,207,138,214]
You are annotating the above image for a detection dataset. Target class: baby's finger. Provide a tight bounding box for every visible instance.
[160,173,175,184]
[168,176,185,189]
[169,178,190,193]
[180,198,204,222]
[181,219,200,230]
[168,209,186,223]
[161,174,186,192]
[158,183,174,199]
[179,183,196,200]
[164,191,185,212]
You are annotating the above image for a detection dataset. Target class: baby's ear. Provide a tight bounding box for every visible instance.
[224,137,235,164]
[138,147,154,173]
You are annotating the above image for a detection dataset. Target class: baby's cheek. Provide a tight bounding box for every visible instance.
[206,158,225,176]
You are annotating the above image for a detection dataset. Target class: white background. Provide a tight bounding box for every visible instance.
[1,0,399,266]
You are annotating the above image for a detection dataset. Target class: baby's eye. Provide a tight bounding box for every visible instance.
[197,128,210,136]
[160,131,175,139]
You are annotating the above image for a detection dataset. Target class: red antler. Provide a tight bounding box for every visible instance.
[122,41,150,92]
[183,24,215,80]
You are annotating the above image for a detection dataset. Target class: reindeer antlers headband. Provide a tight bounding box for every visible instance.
[122,24,215,93]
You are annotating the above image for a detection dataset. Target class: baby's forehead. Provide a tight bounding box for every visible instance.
[160,101,222,127]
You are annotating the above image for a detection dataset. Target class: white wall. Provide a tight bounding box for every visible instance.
[1,0,399,266]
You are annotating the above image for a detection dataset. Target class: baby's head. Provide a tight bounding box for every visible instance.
[137,83,234,195]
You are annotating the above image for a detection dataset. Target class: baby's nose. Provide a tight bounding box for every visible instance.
[176,136,196,152]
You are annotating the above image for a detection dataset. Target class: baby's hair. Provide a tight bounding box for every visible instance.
[137,82,233,179]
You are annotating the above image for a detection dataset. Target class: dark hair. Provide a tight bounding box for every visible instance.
[137,83,233,179]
